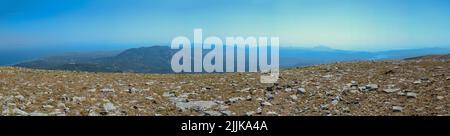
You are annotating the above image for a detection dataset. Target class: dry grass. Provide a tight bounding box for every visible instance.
[0,59,448,116]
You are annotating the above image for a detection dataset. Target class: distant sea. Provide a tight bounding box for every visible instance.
[0,44,140,65]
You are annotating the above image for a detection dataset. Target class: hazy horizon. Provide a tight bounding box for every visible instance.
[1,43,449,66]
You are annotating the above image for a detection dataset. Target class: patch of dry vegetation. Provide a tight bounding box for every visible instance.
[0,59,448,116]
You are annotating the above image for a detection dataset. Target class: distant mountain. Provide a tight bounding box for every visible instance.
[0,44,140,66]
[278,46,450,67]
[88,46,176,73]
[17,46,175,73]
[404,53,450,61]
[15,45,450,73]
[278,47,374,67]
[375,47,450,60]
[15,51,120,69]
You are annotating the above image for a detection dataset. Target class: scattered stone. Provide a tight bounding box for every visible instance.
[266,93,274,101]
[266,111,279,116]
[14,95,25,101]
[415,108,424,112]
[420,77,429,81]
[392,106,403,112]
[320,104,329,110]
[397,92,406,96]
[217,105,228,110]
[435,106,443,110]
[145,81,154,85]
[178,93,189,98]
[214,100,225,105]
[297,88,306,94]
[245,95,252,101]
[87,88,96,92]
[350,81,358,87]
[331,99,339,105]
[100,85,114,92]
[176,101,217,111]
[383,88,400,93]
[169,97,188,103]
[60,95,70,102]
[364,84,379,91]
[128,87,141,93]
[72,96,86,103]
[29,112,48,116]
[289,95,298,101]
[203,111,223,116]
[162,92,175,97]
[227,97,245,103]
[86,106,100,116]
[0,58,448,116]
[57,103,66,108]
[413,80,422,84]
[200,87,211,91]
[256,98,264,102]
[284,88,292,92]
[145,96,155,101]
[261,101,273,106]
[42,105,54,109]
[256,107,262,114]
[349,90,359,94]
[103,102,116,113]
[358,86,366,92]
[88,109,99,116]
[384,69,395,75]
[342,107,350,113]
[13,108,28,116]
[220,110,234,116]
[238,88,251,93]
[49,109,65,116]
[245,111,255,116]
[406,92,417,98]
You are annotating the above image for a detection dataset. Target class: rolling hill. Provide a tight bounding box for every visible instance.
[15,46,450,73]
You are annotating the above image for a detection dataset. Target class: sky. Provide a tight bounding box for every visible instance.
[1,0,450,51]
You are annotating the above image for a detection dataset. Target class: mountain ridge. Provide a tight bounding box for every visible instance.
[15,45,450,73]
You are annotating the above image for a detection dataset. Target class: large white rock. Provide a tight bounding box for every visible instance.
[297,88,306,94]
[176,101,217,111]
[261,101,273,106]
[383,88,400,93]
[103,102,116,112]
[406,92,417,98]
[13,108,29,116]
[392,106,403,112]
[29,112,49,116]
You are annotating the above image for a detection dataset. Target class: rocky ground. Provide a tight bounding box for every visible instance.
[0,57,449,116]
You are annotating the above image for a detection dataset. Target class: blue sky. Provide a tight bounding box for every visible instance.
[1,0,450,51]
